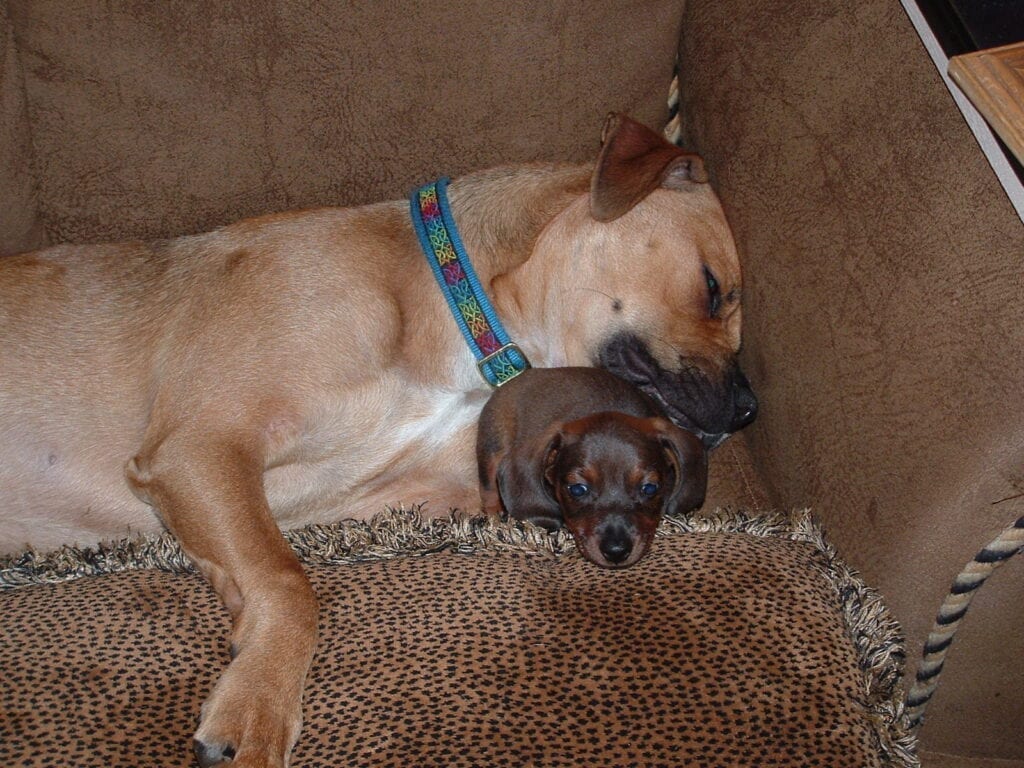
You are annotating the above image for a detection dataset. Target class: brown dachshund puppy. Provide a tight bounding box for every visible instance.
[477,367,707,568]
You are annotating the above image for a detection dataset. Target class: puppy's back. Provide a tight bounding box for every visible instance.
[478,367,659,447]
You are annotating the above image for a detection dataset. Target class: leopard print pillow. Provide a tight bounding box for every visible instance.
[0,509,917,767]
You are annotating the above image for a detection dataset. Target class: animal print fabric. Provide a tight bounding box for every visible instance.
[0,510,917,767]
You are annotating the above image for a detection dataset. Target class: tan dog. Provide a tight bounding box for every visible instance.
[477,367,707,568]
[0,114,755,767]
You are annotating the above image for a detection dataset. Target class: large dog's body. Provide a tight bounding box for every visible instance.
[0,116,754,767]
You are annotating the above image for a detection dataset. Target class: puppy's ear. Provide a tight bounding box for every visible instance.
[650,418,707,516]
[591,113,708,223]
[495,427,564,529]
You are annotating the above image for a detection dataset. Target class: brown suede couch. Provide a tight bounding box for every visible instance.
[1,1,1020,765]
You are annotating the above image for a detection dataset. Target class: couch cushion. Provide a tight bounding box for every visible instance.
[8,0,684,244]
[0,508,915,767]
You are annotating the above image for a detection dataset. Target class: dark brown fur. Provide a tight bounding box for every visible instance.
[477,367,706,568]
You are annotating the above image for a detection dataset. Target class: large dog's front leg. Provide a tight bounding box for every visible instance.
[127,432,318,768]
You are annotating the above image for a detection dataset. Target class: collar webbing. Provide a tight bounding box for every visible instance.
[410,177,530,387]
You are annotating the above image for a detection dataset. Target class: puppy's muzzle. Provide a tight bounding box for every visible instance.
[598,523,634,566]
[571,515,653,569]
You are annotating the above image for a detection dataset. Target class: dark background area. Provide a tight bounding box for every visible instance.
[918,0,1024,55]
[914,0,1024,180]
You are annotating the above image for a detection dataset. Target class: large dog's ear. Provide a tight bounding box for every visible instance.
[495,427,564,530]
[590,113,709,222]
[649,417,708,516]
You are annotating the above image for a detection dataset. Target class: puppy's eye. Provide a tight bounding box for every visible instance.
[640,482,659,497]
[703,265,722,318]
[567,483,589,498]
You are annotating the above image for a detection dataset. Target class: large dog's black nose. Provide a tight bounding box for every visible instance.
[729,366,758,432]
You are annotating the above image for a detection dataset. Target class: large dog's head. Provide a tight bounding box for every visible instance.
[523,114,757,448]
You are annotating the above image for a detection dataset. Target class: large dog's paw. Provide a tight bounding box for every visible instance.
[192,657,303,768]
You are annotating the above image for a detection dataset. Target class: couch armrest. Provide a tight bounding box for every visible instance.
[678,0,1024,760]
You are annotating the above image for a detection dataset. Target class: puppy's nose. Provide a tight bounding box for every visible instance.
[729,366,758,432]
[599,530,633,565]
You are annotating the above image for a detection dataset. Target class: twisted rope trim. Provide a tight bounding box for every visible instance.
[0,505,919,766]
[905,514,1024,729]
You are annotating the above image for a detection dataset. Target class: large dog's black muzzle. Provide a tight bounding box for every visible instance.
[598,333,758,449]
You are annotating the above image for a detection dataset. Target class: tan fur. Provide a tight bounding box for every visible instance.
[0,116,745,767]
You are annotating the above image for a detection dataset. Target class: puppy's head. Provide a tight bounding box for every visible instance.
[501,412,706,569]
[526,114,758,448]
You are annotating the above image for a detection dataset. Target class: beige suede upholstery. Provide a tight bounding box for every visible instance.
[1,0,1020,763]
[5,0,683,244]
[679,0,1024,760]
[0,3,42,255]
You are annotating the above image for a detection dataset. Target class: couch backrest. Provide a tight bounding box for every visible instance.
[0,3,41,255]
[0,0,685,251]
